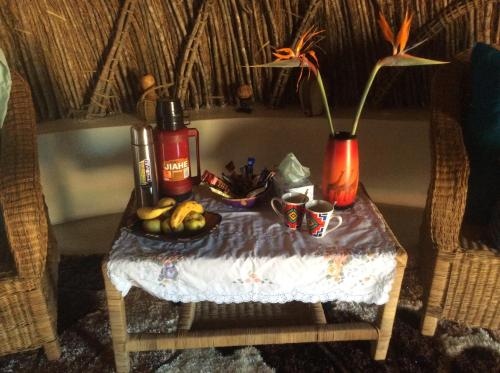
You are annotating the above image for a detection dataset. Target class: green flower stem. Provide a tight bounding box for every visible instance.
[315,70,335,135]
[351,62,382,136]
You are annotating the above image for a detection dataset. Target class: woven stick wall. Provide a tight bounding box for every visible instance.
[0,0,498,122]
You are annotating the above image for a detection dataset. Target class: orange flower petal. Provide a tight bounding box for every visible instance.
[307,50,319,68]
[274,48,295,60]
[273,52,293,60]
[378,12,395,48]
[295,28,311,55]
[396,11,413,53]
[295,27,324,55]
[273,48,293,59]
[275,47,294,54]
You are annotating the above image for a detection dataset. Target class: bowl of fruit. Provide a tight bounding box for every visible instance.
[130,197,222,242]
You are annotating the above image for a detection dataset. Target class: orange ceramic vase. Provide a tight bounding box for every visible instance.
[321,132,359,208]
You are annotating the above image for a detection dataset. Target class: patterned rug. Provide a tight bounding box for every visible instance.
[1,255,499,372]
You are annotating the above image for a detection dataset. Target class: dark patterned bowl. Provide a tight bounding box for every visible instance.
[206,184,268,208]
[222,195,259,208]
[222,184,270,208]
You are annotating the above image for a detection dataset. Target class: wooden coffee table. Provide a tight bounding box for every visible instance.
[102,187,407,373]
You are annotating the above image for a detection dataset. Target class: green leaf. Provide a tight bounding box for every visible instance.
[247,59,301,68]
[315,71,335,135]
[351,63,382,136]
[378,53,448,67]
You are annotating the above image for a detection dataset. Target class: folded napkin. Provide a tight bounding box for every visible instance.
[0,49,11,129]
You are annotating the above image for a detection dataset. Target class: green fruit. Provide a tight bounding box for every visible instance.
[142,218,161,233]
[161,219,172,234]
[185,212,203,220]
[184,214,206,231]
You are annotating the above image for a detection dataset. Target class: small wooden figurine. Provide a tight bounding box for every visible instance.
[236,84,253,113]
[137,74,158,122]
[140,74,158,101]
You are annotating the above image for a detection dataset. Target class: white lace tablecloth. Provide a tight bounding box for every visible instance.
[108,187,398,305]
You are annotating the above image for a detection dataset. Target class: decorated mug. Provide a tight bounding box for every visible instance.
[271,192,309,230]
[305,200,343,238]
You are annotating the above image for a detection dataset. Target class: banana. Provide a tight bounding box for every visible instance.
[170,201,204,230]
[157,197,176,208]
[137,205,174,220]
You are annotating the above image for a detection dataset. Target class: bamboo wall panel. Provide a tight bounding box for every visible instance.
[0,0,498,122]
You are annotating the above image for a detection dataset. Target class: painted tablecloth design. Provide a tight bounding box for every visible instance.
[108,189,398,305]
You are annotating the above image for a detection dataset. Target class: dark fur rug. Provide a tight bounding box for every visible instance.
[1,255,499,372]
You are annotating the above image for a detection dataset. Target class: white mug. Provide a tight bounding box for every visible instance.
[305,200,342,238]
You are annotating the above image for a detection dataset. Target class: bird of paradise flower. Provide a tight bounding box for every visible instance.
[272,28,323,89]
[250,27,335,135]
[249,12,448,136]
[350,11,448,135]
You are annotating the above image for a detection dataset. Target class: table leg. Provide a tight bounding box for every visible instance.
[370,258,406,360]
[421,315,439,336]
[43,340,61,360]
[178,303,196,330]
[102,261,130,373]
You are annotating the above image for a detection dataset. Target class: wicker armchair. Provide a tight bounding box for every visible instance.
[0,71,60,359]
[420,46,500,336]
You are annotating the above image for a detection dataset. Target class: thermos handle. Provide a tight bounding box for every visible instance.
[188,128,201,185]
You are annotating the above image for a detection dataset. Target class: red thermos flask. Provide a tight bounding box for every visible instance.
[155,98,201,200]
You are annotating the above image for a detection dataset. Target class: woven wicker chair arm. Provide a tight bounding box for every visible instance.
[0,71,48,279]
[427,53,471,254]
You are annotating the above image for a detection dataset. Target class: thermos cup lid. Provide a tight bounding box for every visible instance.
[156,98,185,131]
[130,123,154,145]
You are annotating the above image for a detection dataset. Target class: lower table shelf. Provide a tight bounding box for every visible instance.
[124,299,378,351]
[127,323,378,353]
[185,301,327,330]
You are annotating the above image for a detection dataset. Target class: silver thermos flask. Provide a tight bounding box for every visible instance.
[130,124,159,208]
